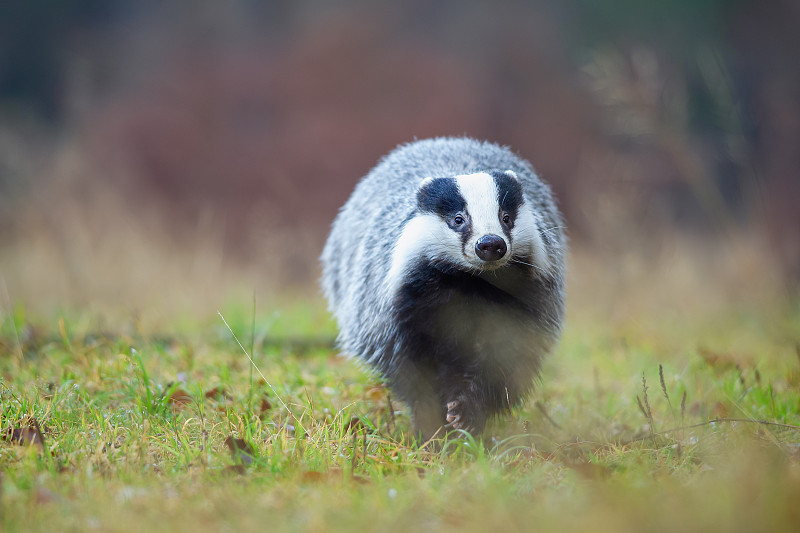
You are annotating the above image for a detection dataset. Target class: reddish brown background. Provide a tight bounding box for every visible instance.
[1,1,798,318]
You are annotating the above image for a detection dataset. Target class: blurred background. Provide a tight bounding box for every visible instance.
[0,0,797,327]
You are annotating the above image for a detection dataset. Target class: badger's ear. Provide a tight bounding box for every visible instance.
[417,177,435,209]
[418,176,436,190]
[417,177,441,212]
[504,169,519,181]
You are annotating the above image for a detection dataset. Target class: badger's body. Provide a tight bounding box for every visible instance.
[321,137,566,439]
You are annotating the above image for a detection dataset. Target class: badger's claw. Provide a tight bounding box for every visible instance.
[445,400,466,430]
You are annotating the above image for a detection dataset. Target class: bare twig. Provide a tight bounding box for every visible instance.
[535,400,563,430]
[623,417,800,446]
[217,311,296,424]
[542,417,800,458]
[659,417,800,434]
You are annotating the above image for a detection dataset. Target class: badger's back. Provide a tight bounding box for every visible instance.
[321,137,566,439]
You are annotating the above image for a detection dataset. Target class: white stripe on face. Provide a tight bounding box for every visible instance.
[386,213,463,296]
[454,173,505,259]
[511,203,551,273]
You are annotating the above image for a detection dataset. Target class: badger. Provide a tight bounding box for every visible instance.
[321,137,566,440]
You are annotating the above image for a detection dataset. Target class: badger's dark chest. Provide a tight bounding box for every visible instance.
[393,261,545,368]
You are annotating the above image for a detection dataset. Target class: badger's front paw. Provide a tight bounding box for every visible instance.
[445,400,464,428]
[445,398,485,435]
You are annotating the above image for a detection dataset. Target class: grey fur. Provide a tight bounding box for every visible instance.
[321,137,566,439]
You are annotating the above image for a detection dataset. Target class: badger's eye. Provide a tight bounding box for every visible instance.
[502,213,510,224]
[454,215,465,226]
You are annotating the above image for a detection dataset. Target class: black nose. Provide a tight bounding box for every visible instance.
[475,234,507,262]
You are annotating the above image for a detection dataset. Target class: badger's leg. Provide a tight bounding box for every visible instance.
[443,363,537,435]
[387,360,447,442]
[412,396,447,442]
[438,369,489,436]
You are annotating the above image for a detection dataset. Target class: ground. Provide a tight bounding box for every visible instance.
[1,250,799,532]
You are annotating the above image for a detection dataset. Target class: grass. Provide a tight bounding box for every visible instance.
[1,293,799,532]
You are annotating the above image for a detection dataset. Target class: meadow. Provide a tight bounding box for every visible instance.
[1,238,799,533]
[1,2,797,530]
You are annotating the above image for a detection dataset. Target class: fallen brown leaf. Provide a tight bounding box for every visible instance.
[300,471,326,483]
[365,384,387,402]
[1,418,47,453]
[223,464,247,476]
[259,394,273,417]
[566,461,611,480]
[168,388,192,409]
[2,427,43,448]
[224,436,255,466]
[698,347,740,372]
[42,382,57,399]
[204,387,233,401]
[204,386,234,412]
[301,469,343,483]
[711,401,730,418]
[346,417,367,433]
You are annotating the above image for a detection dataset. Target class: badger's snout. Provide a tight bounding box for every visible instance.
[475,234,507,262]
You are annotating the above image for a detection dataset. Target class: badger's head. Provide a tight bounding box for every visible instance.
[387,171,550,291]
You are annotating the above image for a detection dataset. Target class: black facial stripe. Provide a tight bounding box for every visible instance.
[418,177,472,244]
[417,177,466,216]
[492,171,523,221]
[459,221,472,249]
